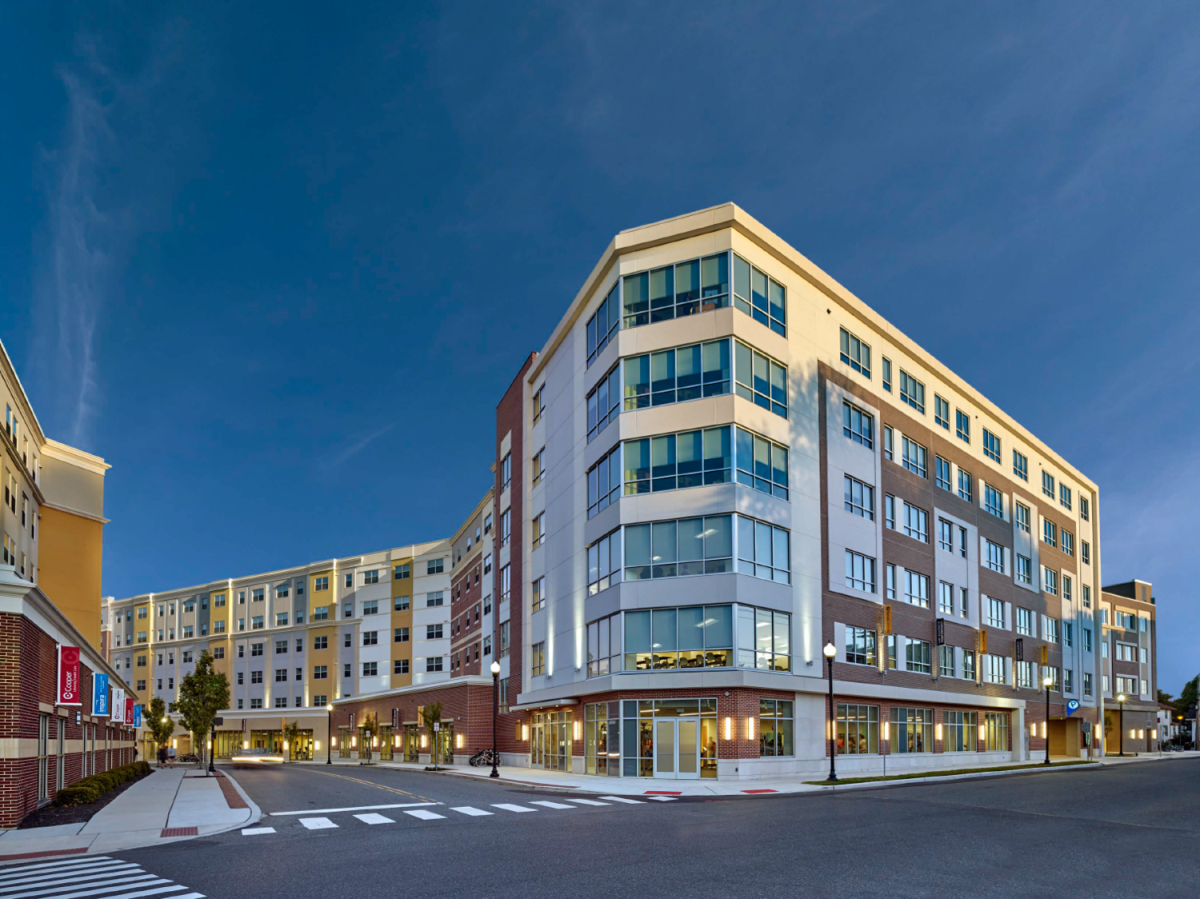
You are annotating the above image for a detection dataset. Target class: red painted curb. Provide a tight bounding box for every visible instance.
[741,789,778,794]
[0,848,88,862]
[644,790,682,795]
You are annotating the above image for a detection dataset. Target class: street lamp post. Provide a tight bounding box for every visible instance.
[208,722,216,775]
[326,704,333,765]
[490,660,501,778]
[823,642,838,782]
[1042,675,1053,765]
[1117,694,1127,756]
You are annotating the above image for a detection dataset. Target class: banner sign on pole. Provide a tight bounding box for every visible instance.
[92,673,110,717]
[112,687,126,724]
[57,645,82,706]
[133,704,142,728]
[125,697,135,726]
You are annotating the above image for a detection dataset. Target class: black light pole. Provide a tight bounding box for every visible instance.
[326,704,333,764]
[208,721,216,775]
[1042,675,1052,765]
[490,660,501,777]
[1117,694,1126,756]
[823,642,838,782]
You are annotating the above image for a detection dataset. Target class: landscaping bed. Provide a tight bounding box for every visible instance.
[18,761,153,829]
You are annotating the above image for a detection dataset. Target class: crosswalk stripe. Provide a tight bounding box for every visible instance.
[353,813,394,825]
[241,827,275,835]
[449,807,492,817]
[402,810,444,821]
[4,877,171,899]
[491,803,535,813]
[598,796,643,804]
[0,859,117,880]
[565,798,609,806]
[94,887,192,899]
[644,795,677,802]
[528,801,575,810]
[0,865,138,890]
[299,817,338,830]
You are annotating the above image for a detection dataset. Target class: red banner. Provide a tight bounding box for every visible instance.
[125,697,135,726]
[58,645,82,706]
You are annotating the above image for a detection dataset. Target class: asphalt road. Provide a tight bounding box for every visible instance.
[106,758,1199,899]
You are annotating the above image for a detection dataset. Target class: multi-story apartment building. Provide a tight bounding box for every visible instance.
[336,204,1112,781]
[110,540,451,758]
[1,337,133,827]
[1100,579,1158,754]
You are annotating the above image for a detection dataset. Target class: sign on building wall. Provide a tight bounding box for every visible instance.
[57,645,82,706]
[112,687,126,724]
[92,673,110,716]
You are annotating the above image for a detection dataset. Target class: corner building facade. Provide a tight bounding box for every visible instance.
[495,204,1107,780]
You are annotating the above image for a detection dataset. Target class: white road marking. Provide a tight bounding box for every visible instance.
[2,875,163,899]
[528,800,575,810]
[0,864,138,889]
[491,803,536,813]
[565,798,609,806]
[7,880,184,899]
[272,801,438,816]
[402,810,445,821]
[644,795,678,801]
[450,807,492,816]
[299,817,338,830]
[598,796,644,804]
[353,813,395,825]
[0,858,119,879]
[241,827,276,835]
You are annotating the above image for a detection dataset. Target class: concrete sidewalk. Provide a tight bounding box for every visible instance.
[0,767,259,863]
[303,749,1198,796]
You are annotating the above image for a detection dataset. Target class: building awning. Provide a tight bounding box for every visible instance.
[509,698,578,712]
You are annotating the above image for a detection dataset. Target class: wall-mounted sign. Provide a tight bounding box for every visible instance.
[57,645,82,706]
[1066,700,1081,717]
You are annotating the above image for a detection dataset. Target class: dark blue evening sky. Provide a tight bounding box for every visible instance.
[1,2,1197,691]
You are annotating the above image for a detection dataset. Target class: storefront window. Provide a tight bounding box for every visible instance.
[585,702,621,776]
[836,703,878,754]
[890,708,933,753]
[985,712,1010,752]
[759,699,793,756]
[620,698,718,778]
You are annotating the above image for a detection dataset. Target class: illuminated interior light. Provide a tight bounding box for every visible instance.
[724,717,732,741]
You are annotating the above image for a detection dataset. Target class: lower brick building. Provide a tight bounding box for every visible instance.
[0,565,137,828]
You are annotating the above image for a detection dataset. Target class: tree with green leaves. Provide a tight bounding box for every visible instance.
[1178,676,1198,714]
[283,720,304,762]
[360,712,380,764]
[1157,689,1175,708]
[146,697,176,766]
[422,702,443,770]
[176,651,230,776]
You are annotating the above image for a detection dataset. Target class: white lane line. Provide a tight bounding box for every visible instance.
[565,799,609,806]
[528,800,575,810]
[1,875,161,899]
[4,878,178,899]
[241,827,276,835]
[353,813,395,825]
[0,865,138,890]
[598,796,644,804]
[491,803,536,813]
[402,810,445,821]
[0,858,116,878]
[299,817,338,830]
[272,801,438,816]
[644,795,678,802]
[449,807,492,817]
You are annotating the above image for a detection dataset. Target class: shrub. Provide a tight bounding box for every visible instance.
[55,783,101,806]
[54,763,149,807]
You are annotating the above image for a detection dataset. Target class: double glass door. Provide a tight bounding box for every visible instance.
[653,718,700,779]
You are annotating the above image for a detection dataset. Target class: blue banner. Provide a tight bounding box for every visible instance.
[133,704,142,728]
[92,673,110,716]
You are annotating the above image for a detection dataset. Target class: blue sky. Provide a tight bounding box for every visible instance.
[1,2,1197,692]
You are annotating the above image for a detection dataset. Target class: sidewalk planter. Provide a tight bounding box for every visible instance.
[54,761,151,806]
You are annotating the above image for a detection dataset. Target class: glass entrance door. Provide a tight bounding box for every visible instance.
[652,718,700,779]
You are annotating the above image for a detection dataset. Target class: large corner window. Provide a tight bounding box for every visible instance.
[624,605,733,671]
[623,339,730,411]
[624,515,733,580]
[586,364,620,442]
[733,254,786,335]
[622,426,731,495]
[735,428,788,499]
[733,341,788,418]
[623,254,729,328]
[586,282,620,367]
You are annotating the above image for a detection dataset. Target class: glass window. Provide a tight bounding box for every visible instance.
[934,395,949,429]
[586,282,619,366]
[839,328,871,377]
[736,516,791,584]
[904,571,930,609]
[902,437,927,478]
[982,428,1001,463]
[759,699,793,757]
[734,342,788,417]
[903,503,928,543]
[890,708,933,753]
[587,446,621,517]
[985,712,1010,751]
[957,469,973,503]
[845,627,876,666]
[587,364,621,441]
[882,357,892,392]
[842,402,874,449]
[624,339,731,413]
[844,550,875,593]
[586,529,622,595]
[956,410,970,443]
[984,485,1004,518]
[737,428,789,499]
[1013,450,1029,481]
[843,475,874,520]
[986,540,1005,574]
[624,515,733,581]
[899,370,925,413]
[935,456,951,490]
[733,254,785,335]
[1015,502,1030,533]
[836,703,879,755]
[623,426,731,496]
[943,710,978,752]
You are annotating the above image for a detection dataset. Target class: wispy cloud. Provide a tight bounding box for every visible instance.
[327,422,397,470]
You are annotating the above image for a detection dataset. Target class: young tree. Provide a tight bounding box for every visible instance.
[360,712,380,764]
[421,702,443,770]
[176,651,231,776]
[283,720,304,763]
[146,696,176,766]
[1157,689,1175,708]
